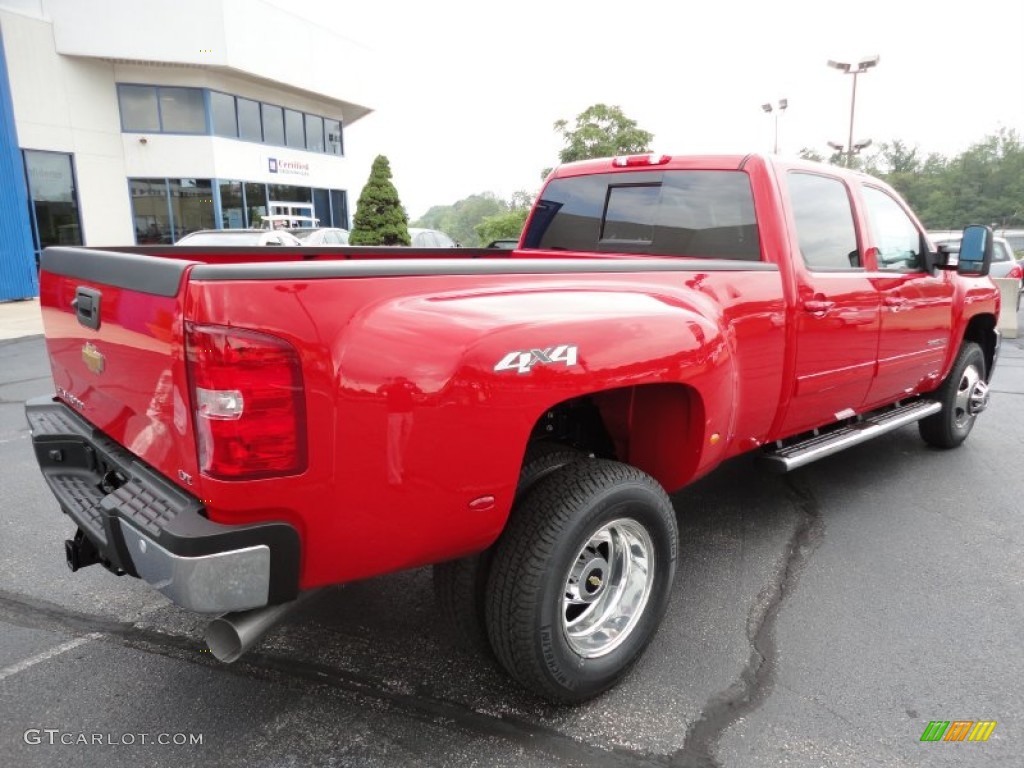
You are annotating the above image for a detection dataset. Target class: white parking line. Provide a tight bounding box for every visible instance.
[0,632,102,682]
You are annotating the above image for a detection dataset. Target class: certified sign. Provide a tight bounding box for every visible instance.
[267,157,310,177]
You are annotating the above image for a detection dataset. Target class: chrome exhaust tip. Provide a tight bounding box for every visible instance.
[205,591,318,663]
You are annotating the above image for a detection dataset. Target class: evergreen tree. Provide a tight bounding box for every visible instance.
[349,155,411,245]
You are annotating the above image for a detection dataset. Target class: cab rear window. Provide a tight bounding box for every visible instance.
[522,170,761,260]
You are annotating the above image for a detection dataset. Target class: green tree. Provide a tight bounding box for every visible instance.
[796,130,1024,231]
[877,139,921,174]
[414,192,506,246]
[475,192,534,244]
[476,209,529,244]
[413,190,537,247]
[883,130,1024,229]
[543,103,654,178]
[349,155,410,245]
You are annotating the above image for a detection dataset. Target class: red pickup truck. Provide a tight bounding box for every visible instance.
[27,154,1000,702]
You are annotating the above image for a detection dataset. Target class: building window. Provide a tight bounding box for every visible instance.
[325,119,342,155]
[285,109,305,149]
[262,104,285,145]
[129,178,214,243]
[244,182,267,228]
[211,91,238,138]
[158,87,205,134]
[237,97,262,142]
[330,189,348,228]
[168,179,214,239]
[129,179,172,244]
[24,150,83,250]
[306,115,324,153]
[116,84,344,156]
[268,184,312,206]
[118,85,160,132]
[218,180,244,228]
[313,188,330,227]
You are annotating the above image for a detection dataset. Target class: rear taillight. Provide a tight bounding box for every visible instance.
[1007,263,1023,280]
[186,324,307,479]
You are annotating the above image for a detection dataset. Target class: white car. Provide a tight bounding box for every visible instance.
[175,229,304,246]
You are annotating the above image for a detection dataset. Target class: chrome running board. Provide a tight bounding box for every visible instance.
[760,399,942,473]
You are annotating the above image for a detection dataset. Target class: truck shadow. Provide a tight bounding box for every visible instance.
[141,424,984,754]
[260,450,818,739]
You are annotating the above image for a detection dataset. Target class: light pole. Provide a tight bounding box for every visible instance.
[827,56,879,167]
[761,98,788,154]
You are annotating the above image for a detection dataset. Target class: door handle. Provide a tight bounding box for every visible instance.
[884,296,907,311]
[803,299,835,314]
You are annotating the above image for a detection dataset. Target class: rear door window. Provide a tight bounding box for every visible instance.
[786,172,860,270]
[522,170,760,260]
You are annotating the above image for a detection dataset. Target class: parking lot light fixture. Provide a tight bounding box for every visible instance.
[761,98,788,154]
[827,56,880,167]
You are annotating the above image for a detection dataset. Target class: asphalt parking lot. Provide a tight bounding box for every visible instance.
[1,326,1022,768]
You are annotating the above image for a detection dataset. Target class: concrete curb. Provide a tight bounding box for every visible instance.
[0,298,43,341]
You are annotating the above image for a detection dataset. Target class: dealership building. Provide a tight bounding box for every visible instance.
[0,0,374,299]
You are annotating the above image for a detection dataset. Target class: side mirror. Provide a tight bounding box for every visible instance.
[957,225,993,276]
[928,242,957,272]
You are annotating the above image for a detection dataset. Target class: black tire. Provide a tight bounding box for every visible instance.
[918,341,988,449]
[432,549,494,653]
[432,443,584,653]
[485,459,678,703]
[516,442,588,498]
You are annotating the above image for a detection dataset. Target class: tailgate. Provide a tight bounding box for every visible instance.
[38,247,200,489]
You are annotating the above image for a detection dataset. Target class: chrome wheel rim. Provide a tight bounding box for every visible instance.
[953,364,986,428]
[561,518,655,658]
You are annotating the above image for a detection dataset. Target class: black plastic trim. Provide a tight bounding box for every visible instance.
[41,247,196,297]
[25,396,300,605]
[189,257,780,282]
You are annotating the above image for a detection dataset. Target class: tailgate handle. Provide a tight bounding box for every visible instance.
[72,287,101,330]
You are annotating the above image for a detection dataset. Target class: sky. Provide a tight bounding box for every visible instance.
[269,0,1024,221]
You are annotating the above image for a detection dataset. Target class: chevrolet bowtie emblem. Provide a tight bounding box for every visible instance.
[588,575,602,588]
[82,342,105,375]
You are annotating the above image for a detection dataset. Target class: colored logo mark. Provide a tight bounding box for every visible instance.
[268,158,278,173]
[920,720,996,742]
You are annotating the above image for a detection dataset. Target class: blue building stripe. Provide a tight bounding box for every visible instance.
[0,23,39,300]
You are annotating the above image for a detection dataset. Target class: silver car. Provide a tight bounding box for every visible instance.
[931,233,1023,309]
[408,228,458,247]
[287,227,350,245]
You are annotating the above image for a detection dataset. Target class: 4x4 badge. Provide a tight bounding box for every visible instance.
[494,345,578,375]
[82,342,105,375]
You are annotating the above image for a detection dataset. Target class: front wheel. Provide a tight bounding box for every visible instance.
[485,460,678,702]
[918,341,989,449]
